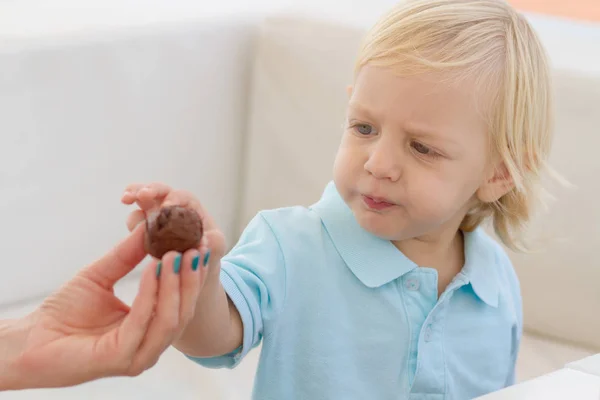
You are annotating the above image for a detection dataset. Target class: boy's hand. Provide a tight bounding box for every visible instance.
[121,182,226,276]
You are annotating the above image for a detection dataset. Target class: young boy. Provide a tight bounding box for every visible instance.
[122,0,554,398]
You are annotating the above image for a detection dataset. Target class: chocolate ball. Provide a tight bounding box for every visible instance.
[144,205,203,259]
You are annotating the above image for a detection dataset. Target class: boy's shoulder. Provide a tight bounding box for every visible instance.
[473,228,519,282]
[473,227,522,315]
[488,231,519,280]
[254,205,324,237]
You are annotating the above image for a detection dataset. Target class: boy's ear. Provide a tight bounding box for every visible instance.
[346,85,353,98]
[476,162,515,203]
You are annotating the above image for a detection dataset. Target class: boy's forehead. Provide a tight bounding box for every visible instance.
[352,65,482,106]
[350,66,489,140]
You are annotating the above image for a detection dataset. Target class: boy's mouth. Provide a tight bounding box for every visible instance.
[362,195,395,210]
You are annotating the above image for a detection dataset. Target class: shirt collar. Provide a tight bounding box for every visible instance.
[310,181,500,307]
[310,181,418,288]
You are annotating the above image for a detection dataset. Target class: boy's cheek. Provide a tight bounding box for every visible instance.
[333,151,354,183]
[334,147,366,175]
[416,186,471,225]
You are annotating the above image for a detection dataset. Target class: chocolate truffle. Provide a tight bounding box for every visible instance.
[144,205,203,259]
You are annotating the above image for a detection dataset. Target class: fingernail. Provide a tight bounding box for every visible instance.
[203,250,211,267]
[174,254,182,274]
[156,262,162,277]
[192,254,200,271]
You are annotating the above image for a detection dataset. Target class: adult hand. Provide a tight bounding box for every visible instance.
[2,223,201,390]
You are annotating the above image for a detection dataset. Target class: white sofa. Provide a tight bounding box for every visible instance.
[1,1,598,398]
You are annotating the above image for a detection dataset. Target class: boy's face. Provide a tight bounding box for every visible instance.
[334,65,501,242]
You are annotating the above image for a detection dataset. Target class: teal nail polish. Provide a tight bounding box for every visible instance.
[156,262,162,277]
[174,254,182,274]
[203,250,211,267]
[192,254,200,271]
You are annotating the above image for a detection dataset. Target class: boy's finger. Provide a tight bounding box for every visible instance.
[124,183,146,193]
[158,190,214,226]
[145,182,172,199]
[203,230,226,266]
[130,251,182,371]
[121,183,146,204]
[136,182,172,211]
[121,192,136,205]
[136,187,160,211]
[122,182,170,208]
[126,209,146,232]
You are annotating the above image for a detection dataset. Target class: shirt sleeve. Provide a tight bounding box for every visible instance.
[185,212,286,369]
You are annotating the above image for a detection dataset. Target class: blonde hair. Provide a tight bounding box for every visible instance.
[355,0,560,252]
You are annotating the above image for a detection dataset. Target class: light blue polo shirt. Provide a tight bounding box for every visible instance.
[185,181,523,400]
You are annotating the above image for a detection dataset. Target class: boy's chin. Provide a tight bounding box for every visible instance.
[353,211,413,242]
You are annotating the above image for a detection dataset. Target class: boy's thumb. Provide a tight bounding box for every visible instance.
[202,229,226,268]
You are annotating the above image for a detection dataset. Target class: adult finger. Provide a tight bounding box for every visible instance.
[129,251,183,372]
[115,259,159,371]
[82,223,147,289]
[178,249,204,329]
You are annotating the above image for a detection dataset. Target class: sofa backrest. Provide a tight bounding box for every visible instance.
[240,14,600,350]
[0,18,257,307]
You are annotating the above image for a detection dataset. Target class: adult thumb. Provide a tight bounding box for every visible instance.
[82,223,148,289]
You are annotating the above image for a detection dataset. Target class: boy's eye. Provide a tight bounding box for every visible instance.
[412,142,430,154]
[355,124,374,135]
[411,141,439,158]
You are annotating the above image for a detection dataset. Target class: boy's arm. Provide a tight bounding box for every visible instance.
[173,213,287,366]
[173,269,243,357]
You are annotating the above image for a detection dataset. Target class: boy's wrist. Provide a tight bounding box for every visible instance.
[205,263,221,286]
[174,265,241,357]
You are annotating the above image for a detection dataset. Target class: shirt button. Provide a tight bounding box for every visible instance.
[405,278,420,291]
[424,325,433,342]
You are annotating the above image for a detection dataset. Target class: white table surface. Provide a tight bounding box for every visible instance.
[477,368,600,400]
[567,354,600,378]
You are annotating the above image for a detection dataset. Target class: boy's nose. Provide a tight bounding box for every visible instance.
[364,140,402,181]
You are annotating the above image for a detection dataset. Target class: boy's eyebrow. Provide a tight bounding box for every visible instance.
[404,123,447,140]
[347,102,377,120]
[404,123,462,148]
[348,102,461,148]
